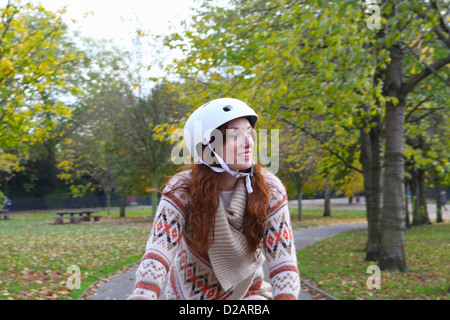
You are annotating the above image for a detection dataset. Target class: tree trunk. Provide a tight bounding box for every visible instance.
[404,178,411,229]
[297,184,303,221]
[120,194,126,218]
[410,171,420,225]
[360,125,382,261]
[151,175,161,218]
[434,173,443,223]
[323,184,331,217]
[417,169,430,225]
[150,191,157,218]
[106,191,111,215]
[379,44,408,272]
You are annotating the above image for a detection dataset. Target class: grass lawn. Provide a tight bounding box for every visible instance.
[297,222,450,300]
[0,209,152,300]
[289,208,367,229]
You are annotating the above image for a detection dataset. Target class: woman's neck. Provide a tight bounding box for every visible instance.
[219,172,238,191]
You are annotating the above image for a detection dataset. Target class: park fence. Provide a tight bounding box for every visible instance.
[9,195,152,212]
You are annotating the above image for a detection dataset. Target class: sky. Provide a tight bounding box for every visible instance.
[29,0,202,81]
[35,0,200,45]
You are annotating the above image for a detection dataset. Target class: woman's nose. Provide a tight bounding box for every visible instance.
[243,134,254,148]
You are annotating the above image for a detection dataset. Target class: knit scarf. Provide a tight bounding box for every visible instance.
[207,178,265,300]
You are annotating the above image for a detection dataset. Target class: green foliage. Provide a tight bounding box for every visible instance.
[0,1,83,152]
[0,190,6,208]
[163,0,449,192]
[164,0,373,196]
[0,1,89,198]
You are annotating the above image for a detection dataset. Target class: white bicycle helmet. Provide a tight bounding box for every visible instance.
[183,98,259,193]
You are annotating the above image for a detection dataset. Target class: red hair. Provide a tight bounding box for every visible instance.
[163,162,270,253]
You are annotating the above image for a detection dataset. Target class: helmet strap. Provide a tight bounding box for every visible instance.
[199,144,254,193]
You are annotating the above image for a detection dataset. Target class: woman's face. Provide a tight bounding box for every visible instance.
[218,117,255,172]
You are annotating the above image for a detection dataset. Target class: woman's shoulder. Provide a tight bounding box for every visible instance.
[163,170,191,193]
[262,171,287,196]
[262,171,288,213]
[162,170,191,208]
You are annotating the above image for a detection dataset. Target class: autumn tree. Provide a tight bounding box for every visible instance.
[0,1,81,153]
[104,81,190,217]
[374,0,449,272]
[0,1,86,198]
[163,0,449,272]
[164,0,383,258]
[277,127,321,221]
[404,73,449,225]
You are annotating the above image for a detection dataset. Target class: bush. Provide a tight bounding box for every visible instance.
[0,190,6,208]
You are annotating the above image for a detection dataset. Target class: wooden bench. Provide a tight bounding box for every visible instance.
[77,215,103,222]
[52,216,84,224]
[51,209,103,224]
[0,212,11,220]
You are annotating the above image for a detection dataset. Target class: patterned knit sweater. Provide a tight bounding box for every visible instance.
[128,171,300,300]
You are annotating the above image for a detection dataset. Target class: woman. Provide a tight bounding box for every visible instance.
[128,98,300,300]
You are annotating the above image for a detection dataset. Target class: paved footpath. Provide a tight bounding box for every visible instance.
[87,222,367,300]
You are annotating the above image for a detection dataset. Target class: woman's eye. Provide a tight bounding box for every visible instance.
[230,132,238,139]
[228,130,252,140]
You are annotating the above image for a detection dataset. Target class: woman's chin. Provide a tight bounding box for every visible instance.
[228,162,253,172]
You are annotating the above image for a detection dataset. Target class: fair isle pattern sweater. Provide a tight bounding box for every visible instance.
[128,172,300,300]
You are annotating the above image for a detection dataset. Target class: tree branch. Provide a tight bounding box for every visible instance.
[433,27,450,49]
[430,0,450,35]
[412,2,450,48]
[282,118,363,174]
[405,96,432,120]
[403,55,450,94]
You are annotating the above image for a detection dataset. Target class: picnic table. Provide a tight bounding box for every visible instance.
[51,209,103,224]
[0,209,11,220]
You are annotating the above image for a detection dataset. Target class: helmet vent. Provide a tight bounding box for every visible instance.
[222,105,233,112]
